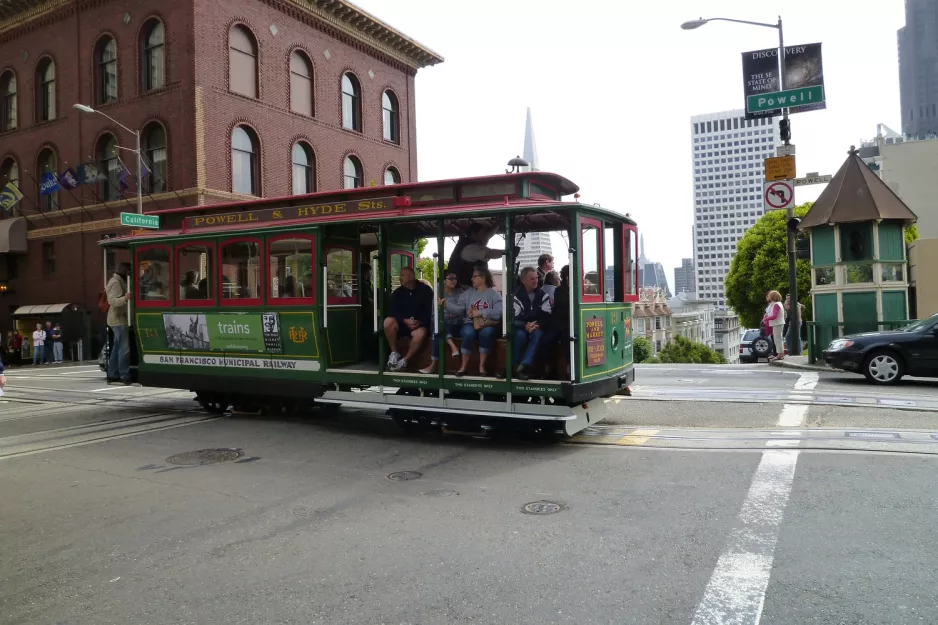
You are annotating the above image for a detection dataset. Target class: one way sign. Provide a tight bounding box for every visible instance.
[763,179,795,212]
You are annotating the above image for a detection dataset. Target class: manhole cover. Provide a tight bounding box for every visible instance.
[166,448,244,466]
[521,500,565,515]
[388,470,422,481]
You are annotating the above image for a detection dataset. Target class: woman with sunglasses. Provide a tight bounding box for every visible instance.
[450,267,502,377]
[419,273,465,374]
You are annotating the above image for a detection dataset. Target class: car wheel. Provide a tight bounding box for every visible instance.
[862,350,904,385]
[751,337,772,359]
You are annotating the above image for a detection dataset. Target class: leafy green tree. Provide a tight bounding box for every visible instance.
[656,335,727,364]
[725,202,812,329]
[906,224,919,245]
[415,256,446,282]
[632,337,652,363]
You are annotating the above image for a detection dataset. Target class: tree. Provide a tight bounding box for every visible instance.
[656,335,727,364]
[415,255,445,282]
[724,202,813,329]
[906,224,919,245]
[632,336,652,363]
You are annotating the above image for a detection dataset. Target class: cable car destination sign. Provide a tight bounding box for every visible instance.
[183,196,406,229]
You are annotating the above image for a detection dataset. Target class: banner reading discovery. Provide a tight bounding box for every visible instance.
[741,43,825,119]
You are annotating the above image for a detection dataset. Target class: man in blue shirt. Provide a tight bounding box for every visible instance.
[383,266,433,371]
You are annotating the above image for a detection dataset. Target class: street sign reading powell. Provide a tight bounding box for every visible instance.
[741,43,825,119]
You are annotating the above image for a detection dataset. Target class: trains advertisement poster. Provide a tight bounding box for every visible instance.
[162,313,280,353]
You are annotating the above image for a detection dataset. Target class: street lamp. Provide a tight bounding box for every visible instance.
[72,103,143,214]
[681,14,802,355]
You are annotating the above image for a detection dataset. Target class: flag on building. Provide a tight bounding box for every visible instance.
[0,182,23,213]
[39,172,60,196]
[59,168,80,190]
[116,158,130,190]
[138,155,151,180]
[76,163,107,184]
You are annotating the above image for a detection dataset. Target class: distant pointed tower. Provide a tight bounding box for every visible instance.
[523,107,539,171]
[639,234,647,263]
[515,107,552,271]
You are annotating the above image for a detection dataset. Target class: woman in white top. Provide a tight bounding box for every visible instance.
[31,323,46,366]
[762,290,786,361]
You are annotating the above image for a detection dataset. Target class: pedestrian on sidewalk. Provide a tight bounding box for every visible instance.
[106,262,133,384]
[51,323,64,363]
[43,321,54,365]
[762,290,785,362]
[31,323,46,366]
[0,358,6,396]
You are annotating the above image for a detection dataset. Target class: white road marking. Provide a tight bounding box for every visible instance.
[793,372,819,391]
[776,405,809,427]
[691,449,799,625]
[692,400,802,624]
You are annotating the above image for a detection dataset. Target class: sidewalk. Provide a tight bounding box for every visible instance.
[769,354,832,373]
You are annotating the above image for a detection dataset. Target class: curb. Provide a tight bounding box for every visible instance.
[769,359,833,373]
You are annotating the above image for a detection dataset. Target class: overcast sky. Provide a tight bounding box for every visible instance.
[352,0,906,292]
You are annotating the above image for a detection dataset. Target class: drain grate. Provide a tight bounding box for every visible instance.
[845,431,900,439]
[388,470,422,481]
[166,448,244,466]
[521,500,565,515]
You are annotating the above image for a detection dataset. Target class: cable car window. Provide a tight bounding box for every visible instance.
[624,227,637,297]
[604,226,616,302]
[270,237,314,302]
[390,252,413,289]
[137,246,171,302]
[581,222,601,297]
[177,243,213,302]
[221,240,261,301]
[326,247,356,303]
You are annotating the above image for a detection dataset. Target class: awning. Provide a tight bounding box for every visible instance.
[12,303,79,316]
[0,217,27,254]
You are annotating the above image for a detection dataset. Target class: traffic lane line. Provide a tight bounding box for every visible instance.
[691,449,799,625]
[617,429,660,446]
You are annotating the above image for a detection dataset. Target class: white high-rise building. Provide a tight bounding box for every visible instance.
[516,107,552,269]
[690,109,780,308]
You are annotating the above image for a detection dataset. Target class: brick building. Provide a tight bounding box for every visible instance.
[0,0,441,339]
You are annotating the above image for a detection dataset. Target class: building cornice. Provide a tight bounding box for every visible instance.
[1,0,443,71]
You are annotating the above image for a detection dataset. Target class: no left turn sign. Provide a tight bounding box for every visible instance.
[763,179,795,211]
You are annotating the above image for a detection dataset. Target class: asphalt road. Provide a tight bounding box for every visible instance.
[2,363,938,624]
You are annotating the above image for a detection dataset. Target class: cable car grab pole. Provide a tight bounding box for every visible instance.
[568,247,575,383]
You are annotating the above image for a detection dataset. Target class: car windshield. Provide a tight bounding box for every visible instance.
[899,312,938,332]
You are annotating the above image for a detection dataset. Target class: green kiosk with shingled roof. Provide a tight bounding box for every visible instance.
[799,147,918,362]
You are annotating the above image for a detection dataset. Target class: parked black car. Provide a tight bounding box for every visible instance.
[822,313,938,384]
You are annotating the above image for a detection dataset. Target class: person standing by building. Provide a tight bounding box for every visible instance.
[51,323,64,363]
[762,290,785,361]
[31,323,46,366]
[106,262,132,384]
[43,321,54,365]
[0,357,6,396]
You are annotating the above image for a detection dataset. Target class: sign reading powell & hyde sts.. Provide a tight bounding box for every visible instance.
[184,196,400,229]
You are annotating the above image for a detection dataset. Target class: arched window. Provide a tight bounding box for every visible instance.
[36,148,57,211]
[36,59,55,122]
[382,90,399,143]
[289,50,313,116]
[343,155,362,189]
[96,134,120,201]
[341,72,361,131]
[231,125,259,195]
[292,142,314,195]
[142,20,165,91]
[142,123,167,193]
[96,36,118,104]
[229,25,258,98]
[0,157,19,214]
[1,72,16,131]
[383,166,400,186]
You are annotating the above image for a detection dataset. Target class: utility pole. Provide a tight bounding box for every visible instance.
[776,16,801,355]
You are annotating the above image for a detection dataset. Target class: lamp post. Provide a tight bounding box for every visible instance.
[681,15,801,356]
[72,103,143,215]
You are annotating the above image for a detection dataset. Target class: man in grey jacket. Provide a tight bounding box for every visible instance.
[106,262,132,384]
